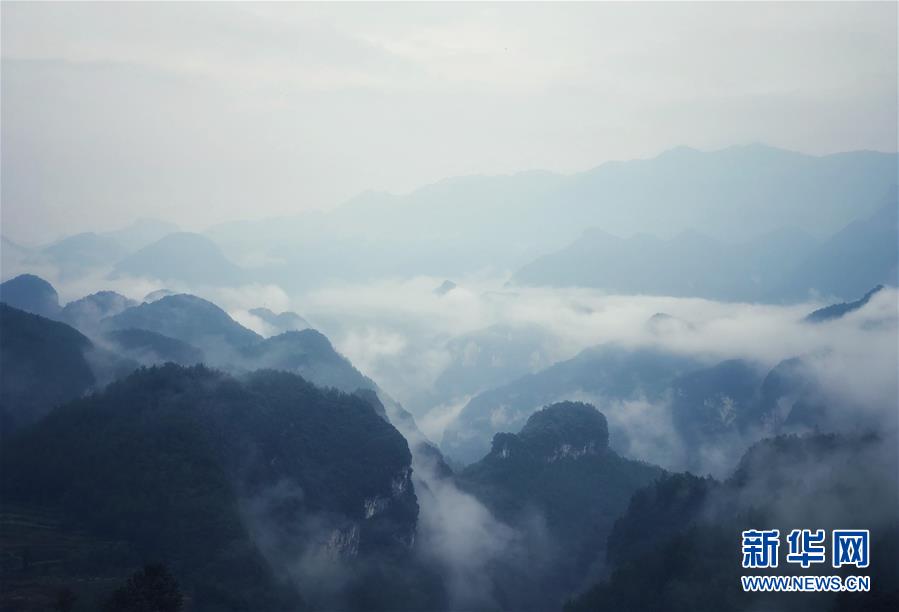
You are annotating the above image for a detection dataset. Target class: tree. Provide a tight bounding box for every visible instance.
[103,564,183,612]
[54,588,77,612]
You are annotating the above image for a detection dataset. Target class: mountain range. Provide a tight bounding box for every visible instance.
[3,146,895,300]
[0,364,432,611]
[513,196,898,302]
[204,145,897,290]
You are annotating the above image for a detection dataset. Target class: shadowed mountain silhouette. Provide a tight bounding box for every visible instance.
[61,291,137,333]
[0,274,62,319]
[804,285,885,322]
[457,401,663,611]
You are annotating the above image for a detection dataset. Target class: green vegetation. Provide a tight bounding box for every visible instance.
[458,402,664,610]
[567,433,899,612]
[0,304,96,433]
[1,364,422,611]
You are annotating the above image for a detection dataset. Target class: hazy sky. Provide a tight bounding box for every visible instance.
[2,1,897,243]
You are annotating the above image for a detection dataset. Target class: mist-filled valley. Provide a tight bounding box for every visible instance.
[2,2,898,611]
[2,143,897,611]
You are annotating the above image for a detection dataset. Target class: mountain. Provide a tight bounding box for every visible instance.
[40,232,127,278]
[0,274,61,319]
[60,290,137,333]
[407,323,560,415]
[0,304,96,433]
[1,235,32,269]
[102,294,262,356]
[241,329,450,479]
[102,328,205,366]
[100,294,448,475]
[457,402,664,611]
[103,218,179,251]
[242,329,374,392]
[442,344,703,465]
[0,364,434,611]
[206,146,898,289]
[112,232,244,285]
[144,288,176,302]
[804,285,885,322]
[774,196,898,301]
[752,354,889,435]
[668,359,768,471]
[554,145,896,242]
[567,432,899,612]
[512,226,819,301]
[248,307,310,334]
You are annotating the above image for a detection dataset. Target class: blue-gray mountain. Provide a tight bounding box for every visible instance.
[513,196,898,302]
[0,304,97,433]
[248,307,310,334]
[457,402,664,611]
[567,432,899,612]
[0,274,62,319]
[442,345,705,465]
[206,146,898,289]
[1,364,436,611]
[112,232,244,285]
[60,290,137,332]
[804,285,885,323]
[442,339,888,475]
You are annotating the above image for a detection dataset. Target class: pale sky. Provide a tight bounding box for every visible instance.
[2,1,897,244]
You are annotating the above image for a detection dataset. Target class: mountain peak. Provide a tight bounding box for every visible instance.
[519,401,609,455]
[112,232,243,285]
[0,273,61,318]
[485,401,610,462]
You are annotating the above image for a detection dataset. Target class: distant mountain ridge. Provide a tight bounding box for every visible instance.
[442,345,704,465]
[512,194,897,302]
[512,226,821,300]
[112,232,244,285]
[804,285,885,322]
[205,146,898,288]
[249,307,310,334]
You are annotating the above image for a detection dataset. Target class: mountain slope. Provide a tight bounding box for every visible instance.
[774,196,898,300]
[0,274,61,319]
[567,432,899,612]
[40,232,127,278]
[442,344,703,465]
[804,285,885,322]
[60,291,137,333]
[102,294,262,355]
[512,226,819,301]
[0,364,429,611]
[0,304,96,433]
[241,329,375,392]
[206,147,898,288]
[103,218,179,251]
[102,328,205,366]
[457,402,664,611]
[112,232,244,285]
[248,307,310,334]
